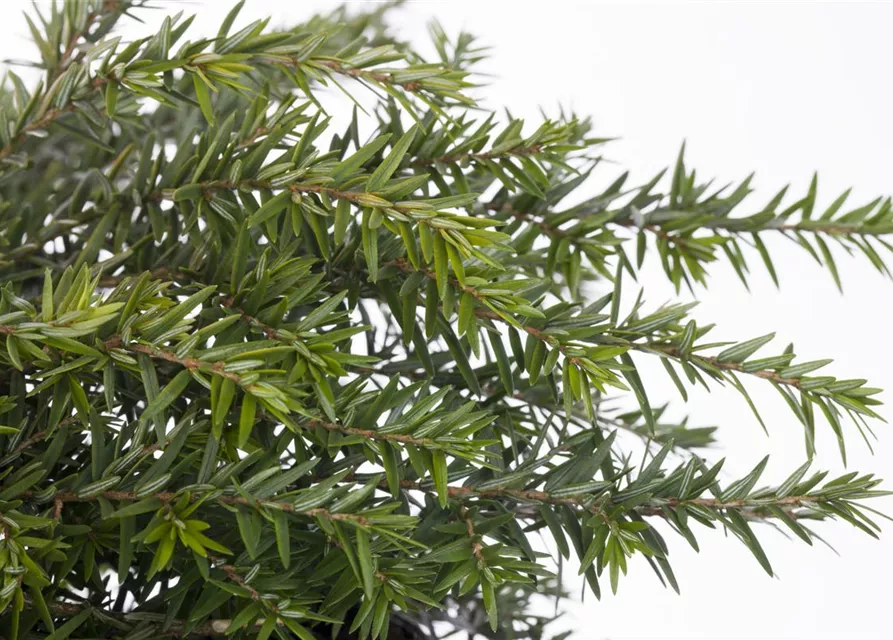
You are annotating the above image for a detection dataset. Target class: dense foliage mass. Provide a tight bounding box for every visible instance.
[0,1,889,638]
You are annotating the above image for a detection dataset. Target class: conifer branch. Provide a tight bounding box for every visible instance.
[414,143,544,167]
[395,480,876,523]
[0,3,888,636]
[387,258,815,395]
[35,489,372,526]
[22,480,874,529]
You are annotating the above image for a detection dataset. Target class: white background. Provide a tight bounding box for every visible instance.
[3,2,892,638]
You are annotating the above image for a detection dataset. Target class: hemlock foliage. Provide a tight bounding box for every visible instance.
[0,1,889,638]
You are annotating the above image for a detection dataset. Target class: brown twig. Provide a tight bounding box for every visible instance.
[307,418,441,449]
[498,200,892,258]
[459,505,486,564]
[36,489,371,526]
[122,340,245,383]
[413,144,543,168]
[315,59,422,92]
[209,555,260,600]
[20,478,829,527]
[395,479,827,521]
[639,343,802,389]
[150,178,382,208]
[494,201,697,251]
